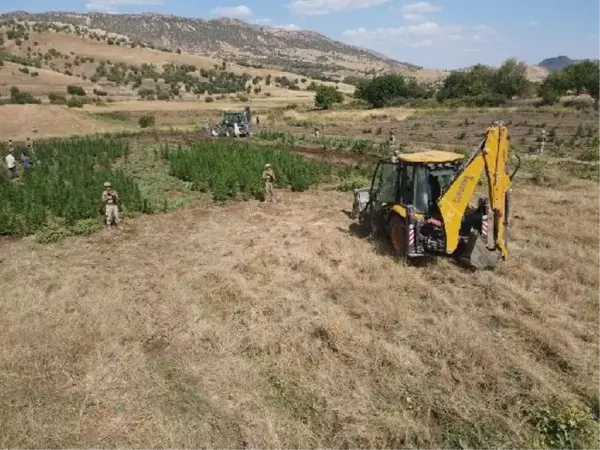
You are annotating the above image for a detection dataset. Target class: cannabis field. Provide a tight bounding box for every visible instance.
[0,137,150,236]
[0,136,348,238]
[167,141,324,201]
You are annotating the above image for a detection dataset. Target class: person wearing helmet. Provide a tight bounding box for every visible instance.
[102,181,120,229]
[261,163,276,203]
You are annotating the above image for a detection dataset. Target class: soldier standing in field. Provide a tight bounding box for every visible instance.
[25,136,35,161]
[5,148,16,179]
[102,181,120,229]
[389,128,397,145]
[539,129,547,155]
[261,163,276,203]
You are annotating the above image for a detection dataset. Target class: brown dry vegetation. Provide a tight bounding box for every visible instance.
[0,174,598,447]
[2,31,355,95]
[0,104,129,139]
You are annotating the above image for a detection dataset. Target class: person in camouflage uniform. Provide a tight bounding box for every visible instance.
[389,128,396,145]
[261,163,276,203]
[102,181,120,229]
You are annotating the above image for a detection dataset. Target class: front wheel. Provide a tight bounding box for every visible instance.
[390,215,407,260]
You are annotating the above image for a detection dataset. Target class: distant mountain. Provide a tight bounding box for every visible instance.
[0,11,421,79]
[538,56,583,72]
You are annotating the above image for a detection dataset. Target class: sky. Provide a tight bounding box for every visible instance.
[1,0,599,69]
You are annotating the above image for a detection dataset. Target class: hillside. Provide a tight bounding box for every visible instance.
[0,11,420,80]
[539,56,582,72]
[0,19,360,102]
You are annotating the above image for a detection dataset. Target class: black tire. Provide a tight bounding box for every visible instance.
[370,208,383,238]
[390,215,407,260]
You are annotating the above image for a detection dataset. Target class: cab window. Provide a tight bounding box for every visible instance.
[371,162,399,204]
[378,163,399,204]
[400,165,415,205]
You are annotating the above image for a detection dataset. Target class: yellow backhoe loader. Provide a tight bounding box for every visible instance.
[351,121,520,270]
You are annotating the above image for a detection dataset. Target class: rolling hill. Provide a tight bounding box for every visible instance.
[0,11,420,80]
[538,56,583,72]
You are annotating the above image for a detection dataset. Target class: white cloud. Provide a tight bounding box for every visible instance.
[85,0,163,13]
[288,0,389,16]
[528,20,541,27]
[403,13,425,21]
[342,21,494,48]
[210,5,253,18]
[402,1,441,14]
[409,39,433,47]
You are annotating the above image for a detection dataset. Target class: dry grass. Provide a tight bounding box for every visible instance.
[0,62,96,97]
[277,107,414,126]
[18,32,354,94]
[0,177,597,447]
[0,104,129,140]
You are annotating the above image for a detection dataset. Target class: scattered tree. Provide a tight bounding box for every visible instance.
[314,85,344,109]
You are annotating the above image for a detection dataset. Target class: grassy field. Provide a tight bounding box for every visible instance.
[0,174,598,448]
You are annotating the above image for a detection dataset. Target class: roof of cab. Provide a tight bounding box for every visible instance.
[398,150,464,164]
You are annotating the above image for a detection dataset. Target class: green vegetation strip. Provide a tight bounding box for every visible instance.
[0,137,150,236]
[0,137,369,240]
[167,141,323,201]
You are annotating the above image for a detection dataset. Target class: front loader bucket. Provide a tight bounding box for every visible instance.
[455,230,500,270]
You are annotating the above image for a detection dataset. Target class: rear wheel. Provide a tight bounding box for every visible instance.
[390,215,407,260]
[370,208,383,237]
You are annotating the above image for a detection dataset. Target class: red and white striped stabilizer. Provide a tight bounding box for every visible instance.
[408,225,415,248]
[481,215,488,236]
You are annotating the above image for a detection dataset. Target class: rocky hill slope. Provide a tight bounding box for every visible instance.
[538,56,585,72]
[0,11,420,79]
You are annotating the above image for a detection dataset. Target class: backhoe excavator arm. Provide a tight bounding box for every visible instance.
[437,123,513,258]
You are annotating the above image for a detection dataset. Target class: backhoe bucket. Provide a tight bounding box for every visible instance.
[456,230,500,270]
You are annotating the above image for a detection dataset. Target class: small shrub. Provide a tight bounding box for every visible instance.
[67,84,86,96]
[66,96,85,108]
[205,96,214,103]
[69,218,101,236]
[528,159,566,187]
[579,145,599,162]
[139,115,156,128]
[35,224,72,244]
[525,398,599,450]
[48,93,67,104]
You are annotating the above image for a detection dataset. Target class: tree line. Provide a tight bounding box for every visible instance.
[353,58,599,108]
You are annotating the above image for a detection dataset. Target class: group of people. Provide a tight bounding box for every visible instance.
[4,138,35,179]
[101,163,274,232]
[5,131,278,232]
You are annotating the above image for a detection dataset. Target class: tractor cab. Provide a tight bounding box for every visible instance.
[217,107,252,137]
[223,111,244,124]
[371,150,464,215]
